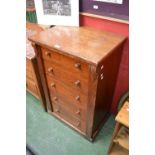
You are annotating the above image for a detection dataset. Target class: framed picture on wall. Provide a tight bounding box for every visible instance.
[34,0,79,26]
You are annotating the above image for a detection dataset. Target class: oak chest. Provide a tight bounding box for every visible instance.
[29,26,126,141]
[26,23,46,111]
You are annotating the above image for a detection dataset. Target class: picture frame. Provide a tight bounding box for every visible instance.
[34,0,79,26]
[92,0,123,5]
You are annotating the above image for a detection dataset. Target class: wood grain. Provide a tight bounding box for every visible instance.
[26,23,47,111]
[46,76,88,109]
[52,102,86,133]
[43,61,89,95]
[116,101,129,127]
[29,26,126,65]
[30,26,126,141]
[108,101,129,154]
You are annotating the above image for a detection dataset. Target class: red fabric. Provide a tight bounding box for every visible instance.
[80,15,129,114]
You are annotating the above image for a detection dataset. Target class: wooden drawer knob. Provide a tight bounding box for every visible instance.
[75,110,81,115]
[75,121,80,127]
[53,97,58,101]
[75,96,80,101]
[51,83,55,87]
[45,51,51,57]
[74,63,81,69]
[74,80,80,87]
[48,67,53,73]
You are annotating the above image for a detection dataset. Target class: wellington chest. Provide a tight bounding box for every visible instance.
[29,26,126,141]
[26,22,46,111]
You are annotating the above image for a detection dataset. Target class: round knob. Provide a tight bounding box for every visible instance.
[51,83,55,88]
[48,67,53,73]
[74,80,80,87]
[74,63,81,69]
[75,96,80,101]
[75,110,80,115]
[45,51,51,57]
[53,97,58,101]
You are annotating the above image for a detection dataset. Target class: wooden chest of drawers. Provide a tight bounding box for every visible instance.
[26,22,46,111]
[29,26,126,141]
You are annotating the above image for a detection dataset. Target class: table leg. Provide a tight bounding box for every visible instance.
[107,122,121,154]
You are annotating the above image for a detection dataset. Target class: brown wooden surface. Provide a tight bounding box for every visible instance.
[51,99,86,121]
[41,47,89,79]
[30,26,126,141]
[108,101,129,154]
[46,76,88,109]
[26,70,34,80]
[26,7,36,12]
[52,102,86,133]
[32,44,53,112]
[43,61,89,95]
[85,64,98,139]
[116,101,129,127]
[26,58,40,99]
[26,23,47,111]
[113,126,129,150]
[26,22,43,32]
[29,26,126,65]
[26,22,43,59]
[93,44,124,133]
[26,78,39,99]
[109,143,128,155]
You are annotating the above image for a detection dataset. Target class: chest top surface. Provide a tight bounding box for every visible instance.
[26,22,43,59]
[29,26,126,65]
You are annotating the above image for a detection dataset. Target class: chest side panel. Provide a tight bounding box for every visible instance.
[92,44,124,135]
[26,58,40,98]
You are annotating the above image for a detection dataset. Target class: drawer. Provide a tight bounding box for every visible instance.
[43,61,89,94]
[51,96,86,121]
[46,76,87,109]
[41,47,89,79]
[52,98,86,121]
[26,79,39,96]
[26,58,32,72]
[26,69,34,81]
[52,102,86,133]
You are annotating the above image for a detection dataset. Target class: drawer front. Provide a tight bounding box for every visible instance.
[51,96,86,121]
[43,61,89,94]
[26,58,32,72]
[41,47,89,79]
[26,69,34,81]
[26,79,39,96]
[46,76,87,109]
[52,102,86,132]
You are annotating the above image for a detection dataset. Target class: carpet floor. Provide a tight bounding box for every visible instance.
[26,92,115,155]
